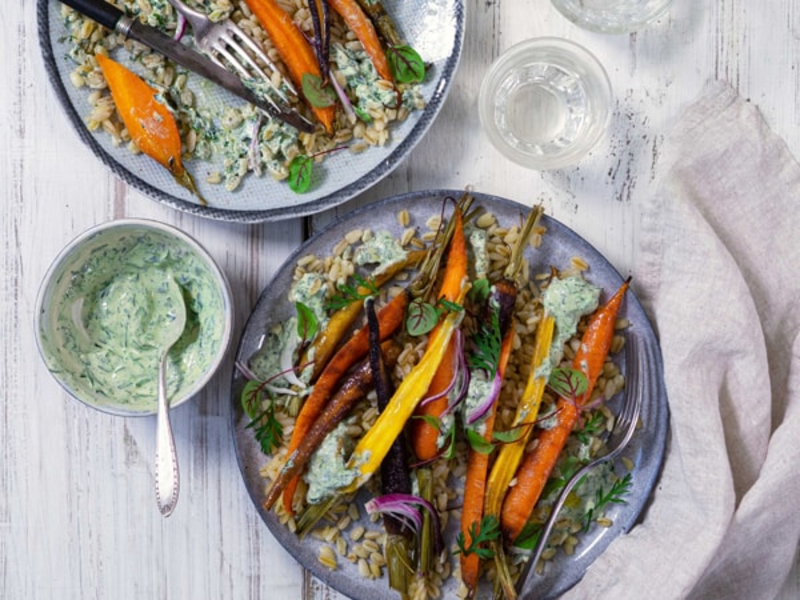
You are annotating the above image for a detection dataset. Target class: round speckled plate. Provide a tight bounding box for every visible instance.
[231,190,669,599]
[38,1,464,223]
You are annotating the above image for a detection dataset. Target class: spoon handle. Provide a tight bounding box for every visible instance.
[155,353,180,516]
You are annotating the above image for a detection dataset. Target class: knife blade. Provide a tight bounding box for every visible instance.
[58,0,315,133]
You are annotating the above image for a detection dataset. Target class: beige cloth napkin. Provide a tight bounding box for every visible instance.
[563,81,800,599]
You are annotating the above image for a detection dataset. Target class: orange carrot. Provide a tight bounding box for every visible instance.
[300,250,426,383]
[279,289,410,515]
[327,0,394,83]
[410,209,467,461]
[500,277,631,543]
[263,341,400,512]
[459,327,514,594]
[244,0,336,133]
[95,54,205,204]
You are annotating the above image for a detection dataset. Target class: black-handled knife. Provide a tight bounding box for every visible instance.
[58,0,315,133]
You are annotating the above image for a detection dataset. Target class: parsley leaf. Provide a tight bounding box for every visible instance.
[582,472,633,531]
[324,274,379,311]
[455,515,500,559]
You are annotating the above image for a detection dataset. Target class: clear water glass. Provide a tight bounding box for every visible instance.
[478,38,612,170]
[550,0,672,34]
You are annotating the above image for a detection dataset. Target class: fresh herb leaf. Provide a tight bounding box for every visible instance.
[437,298,464,313]
[465,428,494,455]
[467,304,501,378]
[455,515,500,559]
[288,155,313,193]
[406,297,440,336]
[493,426,526,444]
[325,274,379,311]
[301,73,336,107]
[295,301,319,344]
[387,45,425,84]
[353,105,372,123]
[582,472,633,531]
[415,414,442,431]
[548,367,589,401]
[513,522,543,550]
[469,278,491,304]
[576,410,604,445]
[241,379,265,420]
[245,397,284,455]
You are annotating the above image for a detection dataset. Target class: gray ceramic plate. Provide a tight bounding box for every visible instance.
[38,1,464,223]
[231,190,669,599]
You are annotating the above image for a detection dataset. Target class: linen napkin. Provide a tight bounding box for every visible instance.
[562,81,800,599]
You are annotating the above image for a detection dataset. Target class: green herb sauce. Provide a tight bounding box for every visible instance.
[49,230,225,412]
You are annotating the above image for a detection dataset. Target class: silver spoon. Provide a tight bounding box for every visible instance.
[152,275,187,517]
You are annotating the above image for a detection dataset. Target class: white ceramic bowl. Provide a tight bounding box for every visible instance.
[35,219,233,416]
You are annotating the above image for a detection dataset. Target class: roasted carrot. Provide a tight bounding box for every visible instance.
[500,277,631,544]
[459,326,514,595]
[410,208,467,461]
[277,289,411,514]
[327,0,394,83]
[262,340,400,511]
[355,0,403,46]
[300,250,426,382]
[341,281,469,493]
[95,54,205,204]
[244,0,336,133]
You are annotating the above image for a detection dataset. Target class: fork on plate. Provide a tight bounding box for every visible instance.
[167,0,312,129]
[515,332,645,594]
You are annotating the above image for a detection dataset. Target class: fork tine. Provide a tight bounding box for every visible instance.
[225,24,298,96]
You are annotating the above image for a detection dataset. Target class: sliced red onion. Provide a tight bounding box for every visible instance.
[328,70,356,123]
[365,493,444,555]
[420,329,468,412]
[465,369,503,425]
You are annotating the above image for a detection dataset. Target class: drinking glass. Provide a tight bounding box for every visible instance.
[478,38,612,170]
[550,0,672,34]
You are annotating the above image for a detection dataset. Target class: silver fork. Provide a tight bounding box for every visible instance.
[516,333,644,593]
[167,0,309,125]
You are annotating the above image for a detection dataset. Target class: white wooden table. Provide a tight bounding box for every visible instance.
[3,0,799,598]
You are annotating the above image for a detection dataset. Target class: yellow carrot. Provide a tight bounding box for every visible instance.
[340,281,469,493]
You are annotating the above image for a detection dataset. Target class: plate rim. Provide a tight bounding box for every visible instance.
[229,189,670,599]
[37,0,466,223]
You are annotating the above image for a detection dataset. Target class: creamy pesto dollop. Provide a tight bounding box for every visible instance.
[354,230,407,275]
[467,227,489,280]
[249,273,329,387]
[537,276,601,379]
[48,230,226,412]
[305,422,358,504]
